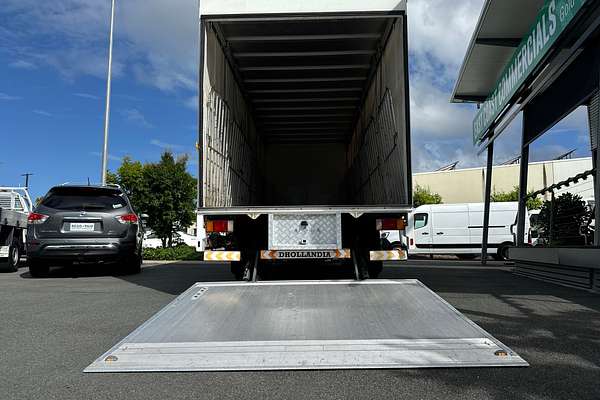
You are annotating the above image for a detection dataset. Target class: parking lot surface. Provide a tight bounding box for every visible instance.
[1,260,599,400]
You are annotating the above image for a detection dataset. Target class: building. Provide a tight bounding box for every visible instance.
[413,157,594,204]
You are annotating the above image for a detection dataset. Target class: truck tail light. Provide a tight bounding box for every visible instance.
[116,213,139,224]
[206,220,234,233]
[376,218,406,231]
[28,212,49,225]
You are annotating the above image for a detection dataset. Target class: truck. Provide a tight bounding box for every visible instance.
[0,187,33,272]
[196,0,412,280]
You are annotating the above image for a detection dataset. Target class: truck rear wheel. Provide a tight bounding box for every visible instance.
[367,261,383,279]
[5,239,20,272]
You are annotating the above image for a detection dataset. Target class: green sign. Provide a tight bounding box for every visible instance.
[473,0,587,145]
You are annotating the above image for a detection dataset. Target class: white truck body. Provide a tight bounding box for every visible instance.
[0,187,33,270]
[398,202,530,259]
[196,1,411,277]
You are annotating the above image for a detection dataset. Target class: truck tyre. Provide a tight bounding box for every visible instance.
[231,261,245,280]
[6,239,20,272]
[29,260,49,278]
[367,261,383,279]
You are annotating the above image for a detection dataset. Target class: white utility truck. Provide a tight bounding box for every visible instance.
[0,187,33,271]
[403,202,530,260]
[196,0,412,280]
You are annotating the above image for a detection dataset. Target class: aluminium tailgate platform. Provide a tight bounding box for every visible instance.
[85,280,527,372]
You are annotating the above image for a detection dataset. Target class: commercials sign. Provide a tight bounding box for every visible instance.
[473,0,587,145]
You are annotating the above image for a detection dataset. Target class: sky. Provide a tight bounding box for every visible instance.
[0,0,592,199]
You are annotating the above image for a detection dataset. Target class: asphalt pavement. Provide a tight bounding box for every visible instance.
[1,259,599,400]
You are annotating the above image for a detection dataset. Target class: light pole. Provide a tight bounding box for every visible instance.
[101,0,116,185]
[21,173,33,189]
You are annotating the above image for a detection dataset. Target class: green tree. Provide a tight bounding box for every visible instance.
[413,185,442,208]
[143,152,197,247]
[491,186,543,210]
[538,192,590,245]
[108,152,197,247]
[108,157,147,213]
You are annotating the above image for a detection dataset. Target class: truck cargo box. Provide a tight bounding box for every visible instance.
[198,0,411,211]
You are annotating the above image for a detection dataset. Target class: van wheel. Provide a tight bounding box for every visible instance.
[29,260,49,278]
[5,239,20,272]
[494,244,511,261]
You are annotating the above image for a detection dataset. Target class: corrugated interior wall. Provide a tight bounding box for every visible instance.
[203,27,262,207]
[345,20,409,205]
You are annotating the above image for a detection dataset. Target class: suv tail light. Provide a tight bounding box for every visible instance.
[28,212,49,225]
[206,220,234,233]
[376,218,406,231]
[116,213,139,224]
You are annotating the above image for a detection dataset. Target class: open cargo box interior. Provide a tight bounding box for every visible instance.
[201,13,411,208]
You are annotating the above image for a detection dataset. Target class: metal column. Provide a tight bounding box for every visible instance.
[516,111,530,246]
[590,91,600,246]
[481,140,494,265]
[197,11,206,208]
[101,0,116,185]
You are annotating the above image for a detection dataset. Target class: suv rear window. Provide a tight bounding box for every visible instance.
[42,189,128,211]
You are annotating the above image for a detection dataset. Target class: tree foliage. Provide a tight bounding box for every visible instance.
[491,186,543,210]
[109,152,197,247]
[413,185,443,208]
[538,192,590,246]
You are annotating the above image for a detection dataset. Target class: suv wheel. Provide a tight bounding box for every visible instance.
[29,259,49,278]
[122,253,142,275]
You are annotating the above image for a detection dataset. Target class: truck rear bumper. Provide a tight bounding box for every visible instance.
[202,249,407,262]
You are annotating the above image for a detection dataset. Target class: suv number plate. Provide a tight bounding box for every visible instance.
[70,222,95,232]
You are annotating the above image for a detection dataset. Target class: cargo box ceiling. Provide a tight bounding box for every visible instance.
[201,1,406,145]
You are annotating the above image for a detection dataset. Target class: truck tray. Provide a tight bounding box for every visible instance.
[85,280,527,372]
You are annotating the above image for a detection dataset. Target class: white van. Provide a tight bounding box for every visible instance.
[402,202,529,260]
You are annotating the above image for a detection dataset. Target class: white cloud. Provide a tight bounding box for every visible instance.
[73,92,100,100]
[120,108,153,128]
[9,60,36,69]
[89,151,122,162]
[184,95,199,110]
[2,0,196,91]
[150,139,184,150]
[0,92,21,101]
[33,109,52,117]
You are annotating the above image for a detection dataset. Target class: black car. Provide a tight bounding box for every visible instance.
[26,185,144,277]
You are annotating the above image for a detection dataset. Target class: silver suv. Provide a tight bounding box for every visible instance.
[26,185,144,277]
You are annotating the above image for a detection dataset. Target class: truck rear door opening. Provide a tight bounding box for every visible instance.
[197,1,412,279]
